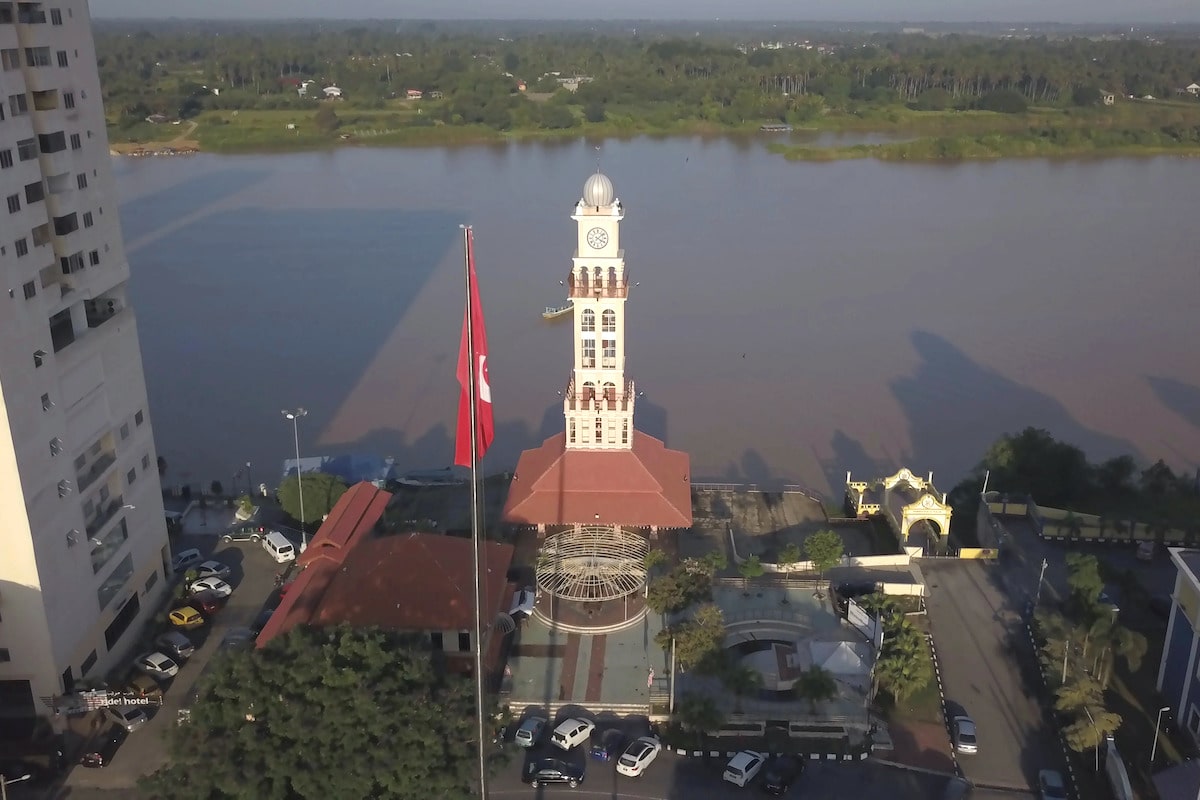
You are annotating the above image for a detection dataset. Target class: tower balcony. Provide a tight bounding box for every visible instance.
[567,272,628,300]
[564,377,635,412]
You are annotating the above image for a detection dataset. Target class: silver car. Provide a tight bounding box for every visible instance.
[107,707,149,732]
[514,716,547,748]
[952,716,978,754]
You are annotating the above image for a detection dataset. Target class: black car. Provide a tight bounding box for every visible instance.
[589,728,626,761]
[221,525,265,543]
[524,758,585,788]
[761,755,803,795]
[80,726,127,768]
[250,606,277,636]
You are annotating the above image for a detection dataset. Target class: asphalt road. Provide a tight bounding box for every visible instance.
[923,559,1054,798]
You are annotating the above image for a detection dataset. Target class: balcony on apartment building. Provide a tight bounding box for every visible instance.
[85,296,122,329]
[15,3,48,24]
[76,450,117,493]
[84,495,126,540]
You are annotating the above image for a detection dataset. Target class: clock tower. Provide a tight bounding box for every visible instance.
[565,172,632,451]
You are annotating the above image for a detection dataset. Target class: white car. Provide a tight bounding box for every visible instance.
[510,586,536,618]
[723,750,766,787]
[550,717,595,751]
[107,706,149,732]
[189,577,233,598]
[135,651,179,680]
[171,548,203,574]
[194,560,230,579]
[616,736,661,777]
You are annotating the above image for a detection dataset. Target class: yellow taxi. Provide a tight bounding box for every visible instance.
[168,606,205,630]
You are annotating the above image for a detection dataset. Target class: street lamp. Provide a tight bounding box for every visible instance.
[1083,706,1100,772]
[1,772,31,800]
[246,461,253,498]
[1151,705,1171,764]
[281,408,308,550]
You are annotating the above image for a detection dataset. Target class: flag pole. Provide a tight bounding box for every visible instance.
[461,224,490,799]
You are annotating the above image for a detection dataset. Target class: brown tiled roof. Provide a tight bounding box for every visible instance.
[501,431,692,528]
[256,480,515,646]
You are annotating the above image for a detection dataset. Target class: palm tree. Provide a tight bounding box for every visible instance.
[794,666,837,714]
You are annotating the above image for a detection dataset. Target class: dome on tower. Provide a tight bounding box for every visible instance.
[582,172,615,207]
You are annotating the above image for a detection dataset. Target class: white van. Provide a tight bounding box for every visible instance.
[262,531,296,563]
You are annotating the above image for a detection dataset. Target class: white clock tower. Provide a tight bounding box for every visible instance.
[564,172,633,450]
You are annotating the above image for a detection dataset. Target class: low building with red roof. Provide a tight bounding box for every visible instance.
[256,481,514,676]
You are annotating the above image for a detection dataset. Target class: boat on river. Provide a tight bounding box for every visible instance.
[542,303,573,320]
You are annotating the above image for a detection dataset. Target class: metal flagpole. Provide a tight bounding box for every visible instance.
[462,224,490,799]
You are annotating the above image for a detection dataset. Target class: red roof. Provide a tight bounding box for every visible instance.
[256,482,515,646]
[501,431,692,528]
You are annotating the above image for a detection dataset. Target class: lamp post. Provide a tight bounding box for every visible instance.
[1083,706,1100,772]
[2,773,31,800]
[281,408,307,550]
[1035,558,1048,608]
[246,461,253,498]
[1151,705,1170,764]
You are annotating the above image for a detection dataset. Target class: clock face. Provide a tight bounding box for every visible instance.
[586,227,609,249]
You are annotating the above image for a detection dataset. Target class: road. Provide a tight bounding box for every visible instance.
[923,560,1054,798]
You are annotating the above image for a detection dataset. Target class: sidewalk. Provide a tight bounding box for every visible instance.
[879,718,957,774]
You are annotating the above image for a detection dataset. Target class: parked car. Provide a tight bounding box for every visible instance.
[1137,540,1156,561]
[723,750,766,787]
[171,548,203,574]
[168,606,205,629]
[106,707,149,732]
[222,525,264,543]
[250,606,276,636]
[523,757,585,788]
[551,717,595,751]
[122,673,163,702]
[80,726,127,768]
[135,652,180,680]
[155,631,195,661]
[194,560,231,579]
[589,728,625,761]
[262,530,296,563]
[510,586,536,618]
[514,715,547,748]
[616,736,661,777]
[761,754,803,795]
[952,716,978,754]
[1038,769,1068,800]
[189,577,233,598]
[190,591,228,617]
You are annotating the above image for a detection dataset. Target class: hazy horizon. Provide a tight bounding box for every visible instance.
[89,0,1200,25]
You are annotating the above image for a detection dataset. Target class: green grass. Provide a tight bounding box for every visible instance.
[884,675,943,725]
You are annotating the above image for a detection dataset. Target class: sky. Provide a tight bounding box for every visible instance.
[89,0,1200,24]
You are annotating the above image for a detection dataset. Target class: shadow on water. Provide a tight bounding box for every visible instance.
[889,330,1141,481]
[130,207,462,489]
[118,168,273,244]
[822,429,899,496]
[1146,375,1200,432]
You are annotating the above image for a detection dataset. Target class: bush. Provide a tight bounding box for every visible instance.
[977,89,1028,114]
[912,88,953,111]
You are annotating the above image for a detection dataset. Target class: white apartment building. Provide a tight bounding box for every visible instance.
[0,0,171,727]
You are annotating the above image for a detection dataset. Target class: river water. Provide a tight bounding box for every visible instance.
[112,137,1200,497]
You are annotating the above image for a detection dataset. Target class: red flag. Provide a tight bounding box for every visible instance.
[454,229,494,467]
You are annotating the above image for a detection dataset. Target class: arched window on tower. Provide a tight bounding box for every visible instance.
[601,310,616,333]
[593,266,603,290]
[603,382,616,408]
[608,266,617,287]
[581,309,595,332]
[578,266,588,286]
[582,381,596,402]
[569,418,576,444]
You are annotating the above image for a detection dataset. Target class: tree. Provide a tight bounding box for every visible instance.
[738,554,764,592]
[673,692,723,734]
[1071,85,1103,106]
[777,542,801,572]
[977,89,1028,113]
[913,88,953,110]
[794,666,837,713]
[583,101,606,123]
[538,104,577,130]
[655,603,725,672]
[1065,552,1103,608]
[313,103,340,132]
[644,548,667,572]
[874,617,933,702]
[804,530,844,595]
[210,480,224,496]
[1054,674,1104,715]
[142,626,477,799]
[278,472,348,527]
[1063,707,1122,753]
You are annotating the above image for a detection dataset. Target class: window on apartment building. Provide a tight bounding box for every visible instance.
[119,423,129,440]
[135,410,144,426]
[80,650,97,676]
[32,222,49,246]
[0,649,10,664]
[144,570,158,594]
[69,133,81,150]
[38,131,66,153]
[0,103,4,121]
[41,393,52,411]
[8,93,27,116]
[62,91,74,109]
[88,250,99,266]
[17,138,37,161]
[82,211,93,227]
[50,7,61,24]
[0,5,10,24]
[76,173,86,190]
[24,47,50,68]
[15,238,28,258]
[0,149,11,169]
[52,213,76,235]
[33,350,46,368]
[430,632,443,650]
[56,50,67,68]
[0,48,18,71]
[127,468,136,484]
[49,437,63,456]
[24,181,44,204]
[141,454,150,470]
[457,632,471,652]
[6,194,20,214]
[60,251,83,274]
[23,281,36,299]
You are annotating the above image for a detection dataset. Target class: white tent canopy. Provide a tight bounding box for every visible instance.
[809,640,870,675]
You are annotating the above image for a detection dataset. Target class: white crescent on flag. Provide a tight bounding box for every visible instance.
[478,355,491,404]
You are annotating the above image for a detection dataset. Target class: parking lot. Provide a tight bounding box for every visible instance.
[58,531,289,794]
[924,560,1056,797]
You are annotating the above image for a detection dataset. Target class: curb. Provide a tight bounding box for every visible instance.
[868,756,960,777]
[669,747,869,761]
[1025,602,1080,800]
[926,633,963,778]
